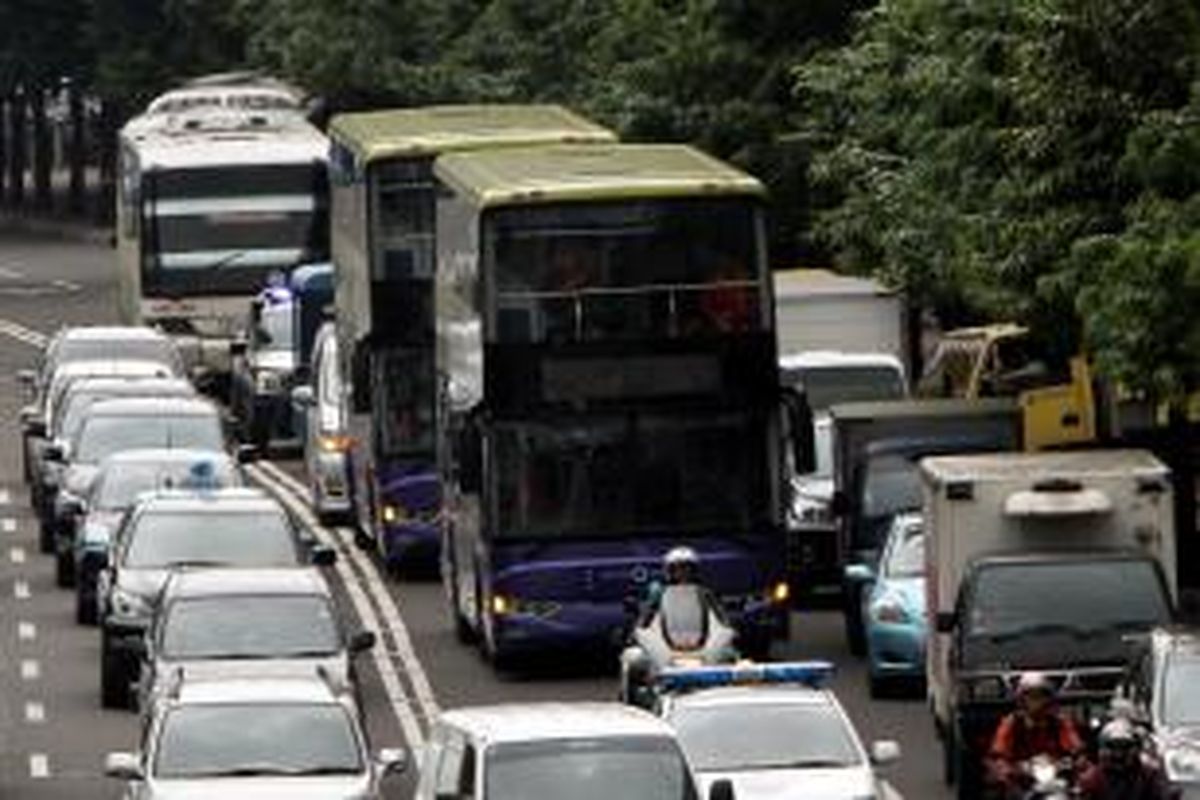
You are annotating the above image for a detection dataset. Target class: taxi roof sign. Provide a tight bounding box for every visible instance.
[656,661,835,693]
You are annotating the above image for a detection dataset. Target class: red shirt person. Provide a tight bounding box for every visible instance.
[986,672,1087,796]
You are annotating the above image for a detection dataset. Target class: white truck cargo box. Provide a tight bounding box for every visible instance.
[773,269,905,365]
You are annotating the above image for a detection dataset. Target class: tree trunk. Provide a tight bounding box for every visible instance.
[31,86,52,212]
[68,84,86,216]
[95,98,118,225]
[8,88,26,208]
[0,96,8,205]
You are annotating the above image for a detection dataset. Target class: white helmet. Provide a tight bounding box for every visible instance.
[663,546,700,582]
[1015,671,1055,699]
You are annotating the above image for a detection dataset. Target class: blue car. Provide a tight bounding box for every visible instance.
[845,512,926,698]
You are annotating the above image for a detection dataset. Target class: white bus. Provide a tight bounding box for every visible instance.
[116,105,329,392]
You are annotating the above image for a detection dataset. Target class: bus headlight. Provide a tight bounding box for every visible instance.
[768,581,791,605]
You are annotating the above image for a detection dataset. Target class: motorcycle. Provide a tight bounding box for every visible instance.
[618,583,738,709]
[1021,755,1076,800]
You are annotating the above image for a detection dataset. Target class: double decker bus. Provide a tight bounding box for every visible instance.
[325,106,616,569]
[116,102,328,394]
[434,144,806,665]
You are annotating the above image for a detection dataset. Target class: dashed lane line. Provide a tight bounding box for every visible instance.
[10,546,26,564]
[246,462,430,747]
[29,753,49,779]
[255,459,442,725]
[18,621,36,641]
[20,659,40,681]
[0,318,49,348]
[0,490,10,506]
[14,579,30,600]
[24,701,45,724]
[3,517,16,532]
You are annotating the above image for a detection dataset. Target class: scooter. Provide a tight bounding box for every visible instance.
[618,583,738,708]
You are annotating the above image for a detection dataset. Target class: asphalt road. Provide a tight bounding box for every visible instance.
[0,231,951,799]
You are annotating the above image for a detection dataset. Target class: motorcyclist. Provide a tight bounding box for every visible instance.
[636,546,727,626]
[985,672,1088,798]
[1078,719,1176,800]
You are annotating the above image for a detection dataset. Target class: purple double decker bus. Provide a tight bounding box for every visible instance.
[326,106,616,570]
[434,144,806,666]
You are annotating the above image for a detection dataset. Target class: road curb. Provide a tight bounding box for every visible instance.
[0,215,112,246]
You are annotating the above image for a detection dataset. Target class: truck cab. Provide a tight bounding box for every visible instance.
[922,450,1177,798]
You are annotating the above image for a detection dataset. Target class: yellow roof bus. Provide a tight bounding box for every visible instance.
[432,143,805,667]
[323,105,615,569]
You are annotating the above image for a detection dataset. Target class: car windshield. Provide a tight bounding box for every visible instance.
[966,560,1170,639]
[74,414,223,463]
[155,704,362,778]
[884,523,925,578]
[54,338,180,372]
[94,460,238,511]
[485,737,696,800]
[57,385,193,442]
[671,701,861,771]
[160,595,340,659]
[122,511,297,568]
[861,454,921,519]
[494,410,770,539]
[1162,656,1200,726]
[783,365,906,411]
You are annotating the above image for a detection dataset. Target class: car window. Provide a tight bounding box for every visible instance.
[884,526,925,578]
[671,701,861,771]
[155,704,362,778]
[160,595,340,659]
[122,510,298,568]
[485,737,695,800]
[74,414,223,463]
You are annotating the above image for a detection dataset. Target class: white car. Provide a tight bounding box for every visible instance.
[658,663,902,800]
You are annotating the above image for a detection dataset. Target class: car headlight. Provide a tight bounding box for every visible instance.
[254,369,284,393]
[111,587,152,619]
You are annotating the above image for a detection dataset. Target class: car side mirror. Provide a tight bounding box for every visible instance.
[781,388,815,475]
[291,384,315,408]
[870,739,901,766]
[229,337,248,357]
[349,630,377,653]
[844,563,875,585]
[708,778,736,800]
[376,746,407,775]
[311,545,337,567]
[235,444,259,464]
[829,491,850,517]
[935,611,956,633]
[43,443,64,462]
[104,751,144,780]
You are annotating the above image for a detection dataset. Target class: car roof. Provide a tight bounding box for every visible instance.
[164,567,329,600]
[136,488,282,515]
[665,684,835,712]
[56,326,172,342]
[52,360,176,379]
[83,397,218,416]
[173,676,341,706]
[922,448,1168,481]
[99,448,235,468]
[61,376,193,395]
[440,703,675,746]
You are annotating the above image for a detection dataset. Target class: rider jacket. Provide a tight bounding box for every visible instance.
[988,711,1086,765]
[1078,762,1176,800]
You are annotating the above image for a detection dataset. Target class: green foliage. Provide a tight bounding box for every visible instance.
[796,0,1200,394]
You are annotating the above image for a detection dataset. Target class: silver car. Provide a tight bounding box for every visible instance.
[661,679,901,800]
[66,448,242,625]
[105,676,406,798]
[97,488,336,709]
[138,567,375,710]
[291,321,354,525]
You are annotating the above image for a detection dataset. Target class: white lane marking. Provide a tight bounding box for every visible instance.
[10,546,26,564]
[0,490,10,505]
[14,579,30,600]
[247,463,430,746]
[50,279,81,292]
[20,659,40,680]
[0,265,26,279]
[0,318,49,347]
[29,753,49,778]
[24,701,45,723]
[2,517,16,532]
[256,460,440,716]
[18,621,36,641]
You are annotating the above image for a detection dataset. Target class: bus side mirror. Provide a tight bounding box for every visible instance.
[456,423,482,494]
[782,388,814,474]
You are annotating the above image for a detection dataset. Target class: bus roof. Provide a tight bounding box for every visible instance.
[124,116,328,171]
[328,104,616,164]
[434,143,766,209]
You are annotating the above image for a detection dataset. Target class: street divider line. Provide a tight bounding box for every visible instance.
[255,459,441,720]
[17,621,36,641]
[246,462,430,747]
[3,517,16,531]
[20,659,39,681]
[0,490,11,506]
[28,753,49,779]
[0,318,48,348]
